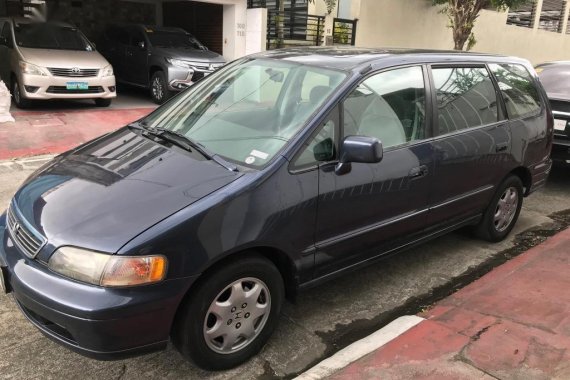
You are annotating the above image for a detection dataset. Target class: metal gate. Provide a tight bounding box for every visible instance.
[333,18,357,46]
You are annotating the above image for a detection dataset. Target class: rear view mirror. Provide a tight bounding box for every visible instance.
[335,135,383,175]
[265,68,284,83]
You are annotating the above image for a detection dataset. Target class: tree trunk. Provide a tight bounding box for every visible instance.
[449,0,485,50]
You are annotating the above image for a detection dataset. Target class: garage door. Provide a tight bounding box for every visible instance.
[163,1,223,55]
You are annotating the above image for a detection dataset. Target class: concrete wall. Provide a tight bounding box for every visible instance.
[354,0,570,65]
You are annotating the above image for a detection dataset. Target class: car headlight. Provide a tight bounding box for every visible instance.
[166,58,192,69]
[19,61,48,76]
[48,247,167,287]
[101,65,114,77]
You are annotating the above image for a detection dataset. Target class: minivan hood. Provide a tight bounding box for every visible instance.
[153,47,225,63]
[18,47,110,69]
[12,128,240,253]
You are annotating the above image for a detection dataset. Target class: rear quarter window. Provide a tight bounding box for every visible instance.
[489,63,542,120]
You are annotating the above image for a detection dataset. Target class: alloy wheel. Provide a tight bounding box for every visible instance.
[152,77,164,102]
[203,277,271,354]
[494,186,518,232]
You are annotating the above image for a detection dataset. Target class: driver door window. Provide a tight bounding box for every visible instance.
[343,66,427,149]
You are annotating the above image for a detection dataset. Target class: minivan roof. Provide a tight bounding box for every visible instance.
[251,46,530,72]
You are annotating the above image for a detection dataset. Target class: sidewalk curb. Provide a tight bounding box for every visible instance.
[295,315,424,380]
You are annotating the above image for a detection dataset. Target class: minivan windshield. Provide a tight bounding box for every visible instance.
[147,30,205,50]
[14,22,94,51]
[142,59,347,167]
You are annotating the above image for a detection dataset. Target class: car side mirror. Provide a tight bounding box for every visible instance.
[335,135,383,175]
[138,41,146,50]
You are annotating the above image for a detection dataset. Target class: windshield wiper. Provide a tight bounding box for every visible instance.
[150,127,238,172]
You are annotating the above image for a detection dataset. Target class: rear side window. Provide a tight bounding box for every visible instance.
[432,66,499,134]
[489,63,541,120]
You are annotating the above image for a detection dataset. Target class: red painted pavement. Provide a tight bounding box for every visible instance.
[330,228,570,379]
[0,108,155,160]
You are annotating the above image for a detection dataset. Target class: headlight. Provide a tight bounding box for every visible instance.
[166,58,192,69]
[101,65,114,77]
[19,61,48,76]
[48,247,167,287]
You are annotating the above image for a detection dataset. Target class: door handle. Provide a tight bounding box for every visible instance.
[409,165,428,179]
[495,143,508,153]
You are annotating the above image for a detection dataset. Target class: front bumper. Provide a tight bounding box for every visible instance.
[19,73,117,100]
[0,213,197,360]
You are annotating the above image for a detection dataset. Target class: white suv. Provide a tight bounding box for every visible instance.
[0,18,116,108]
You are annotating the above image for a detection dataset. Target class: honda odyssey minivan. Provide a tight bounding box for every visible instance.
[0,48,553,370]
[0,18,116,108]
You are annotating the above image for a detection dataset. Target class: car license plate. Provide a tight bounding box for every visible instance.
[554,119,567,131]
[66,82,89,90]
[0,267,7,294]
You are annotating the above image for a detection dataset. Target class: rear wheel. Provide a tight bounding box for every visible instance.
[150,71,171,104]
[475,175,523,242]
[94,98,112,107]
[172,255,284,370]
[12,78,32,109]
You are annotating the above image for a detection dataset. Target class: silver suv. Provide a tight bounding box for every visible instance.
[0,18,116,108]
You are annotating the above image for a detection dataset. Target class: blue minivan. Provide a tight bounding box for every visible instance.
[0,48,553,370]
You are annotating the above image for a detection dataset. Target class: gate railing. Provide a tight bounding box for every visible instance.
[333,17,357,46]
[267,10,325,48]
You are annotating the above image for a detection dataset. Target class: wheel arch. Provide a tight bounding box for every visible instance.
[509,166,532,196]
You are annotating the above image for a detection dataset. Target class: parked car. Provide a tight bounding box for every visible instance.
[0,48,553,370]
[0,18,116,108]
[99,24,225,104]
[536,61,570,164]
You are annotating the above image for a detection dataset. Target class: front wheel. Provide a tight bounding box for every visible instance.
[150,71,171,104]
[12,78,32,109]
[475,175,523,242]
[172,255,284,370]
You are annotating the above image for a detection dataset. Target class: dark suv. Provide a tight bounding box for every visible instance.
[536,61,570,163]
[0,48,553,371]
[99,24,225,104]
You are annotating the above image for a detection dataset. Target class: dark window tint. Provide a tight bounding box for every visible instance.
[489,63,541,119]
[105,26,129,45]
[343,66,427,149]
[129,27,145,47]
[536,64,570,97]
[432,66,499,134]
[14,23,93,51]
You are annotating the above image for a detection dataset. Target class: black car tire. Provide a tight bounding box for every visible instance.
[94,98,112,107]
[475,175,523,242]
[12,78,32,109]
[171,254,284,370]
[150,71,171,104]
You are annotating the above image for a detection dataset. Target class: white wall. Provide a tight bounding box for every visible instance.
[355,0,570,65]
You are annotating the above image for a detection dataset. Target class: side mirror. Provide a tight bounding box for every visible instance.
[138,41,146,50]
[335,135,383,175]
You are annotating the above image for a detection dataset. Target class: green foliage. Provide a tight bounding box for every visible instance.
[432,0,533,50]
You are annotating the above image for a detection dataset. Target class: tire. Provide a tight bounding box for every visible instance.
[475,175,523,242]
[172,254,284,370]
[12,78,32,109]
[94,98,112,107]
[150,71,171,104]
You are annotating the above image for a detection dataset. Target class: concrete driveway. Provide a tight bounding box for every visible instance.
[0,158,569,380]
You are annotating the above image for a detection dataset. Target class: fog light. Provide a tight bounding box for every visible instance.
[24,86,39,93]
[109,86,116,92]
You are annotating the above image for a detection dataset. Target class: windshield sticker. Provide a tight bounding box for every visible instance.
[245,156,256,165]
[250,150,269,160]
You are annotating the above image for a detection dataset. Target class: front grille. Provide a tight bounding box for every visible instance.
[48,68,99,78]
[6,205,46,258]
[47,86,104,94]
